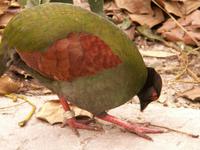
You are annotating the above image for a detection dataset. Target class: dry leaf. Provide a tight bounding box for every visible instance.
[73,0,90,11]
[140,49,176,58]
[181,10,200,29]
[129,7,164,28]
[0,12,15,28]
[10,1,20,8]
[0,75,22,95]
[115,0,152,14]
[36,100,93,125]
[161,0,200,17]
[124,26,135,40]
[36,100,64,124]
[182,0,200,15]
[0,0,10,15]
[104,1,119,12]
[178,87,200,102]
[157,10,200,45]
[162,1,183,17]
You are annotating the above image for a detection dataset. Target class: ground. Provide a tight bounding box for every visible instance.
[0,44,200,149]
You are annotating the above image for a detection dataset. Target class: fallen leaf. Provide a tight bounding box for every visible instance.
[162,1,183,17]
[73,0,90,11]
[137,25,164,42]
[117,17,132,30]
[129,7,164,28]
[124,25,135,40]
[104,1,119,12]
[181,10,200,29]
[182,0,200,15]
[36,100,93,125]
[10,1,20,8]
[157,10,200,45]
[115,0,152,14]
[160,0,200,17]
[140,49,176,58]
[0,0,10,15]
[0,75,22,95]
[36,100,64,124]
[0,12,16,28]
[178,87,200,103]
[88,0,104,15]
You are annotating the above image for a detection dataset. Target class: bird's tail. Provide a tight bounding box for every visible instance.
[0,42,15,76]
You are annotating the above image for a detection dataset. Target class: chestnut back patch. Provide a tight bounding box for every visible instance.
[17,32,122,81]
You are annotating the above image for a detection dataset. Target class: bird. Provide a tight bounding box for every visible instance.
[0,3,162,140]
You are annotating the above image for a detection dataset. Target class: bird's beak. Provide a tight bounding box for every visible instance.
[140,100,151,112]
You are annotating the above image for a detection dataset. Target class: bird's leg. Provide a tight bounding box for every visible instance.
[59,97,102,135]
[97,113,164,141]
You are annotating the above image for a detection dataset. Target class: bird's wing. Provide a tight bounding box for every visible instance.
[17,32,122,81]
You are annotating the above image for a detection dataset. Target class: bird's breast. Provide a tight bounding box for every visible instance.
[17,32,122,81]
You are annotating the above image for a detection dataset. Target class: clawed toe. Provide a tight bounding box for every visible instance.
[62,117,103,136]
[97,113,164,141]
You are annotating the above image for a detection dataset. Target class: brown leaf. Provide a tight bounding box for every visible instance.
[182,0,200,15]
[161,0,200,17]
[181,10,200,29]
[36,100,64,124]
[162,1,183,17]
[73,0,90,11]
[178,87,200,102]
[10,1,20,8]
[157,10,200,45]
[0,0,10,15]
[0,75,22,95]
[0,12,15,28]
[36,100,93,125]
[104,1,119,12]
[115,0,152,14]
[124,26,135,40]
[140,49,176,58]
[129,7,164,28]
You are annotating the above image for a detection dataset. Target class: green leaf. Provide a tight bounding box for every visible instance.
[50,0,73,3]
[88,0,104,15]
[26,0,41,7]
[18,0,28,6]
[137,25,163,42]
[18,0,72,8]
[118,17,132,30]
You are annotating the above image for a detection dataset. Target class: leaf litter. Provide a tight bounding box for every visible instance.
[0,0,199,129]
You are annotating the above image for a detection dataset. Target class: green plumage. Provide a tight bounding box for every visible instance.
[0,3,148,114]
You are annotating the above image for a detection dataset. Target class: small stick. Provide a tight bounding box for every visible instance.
[147,122,199,138]
[0,102,26,110]
[5,94,36,127]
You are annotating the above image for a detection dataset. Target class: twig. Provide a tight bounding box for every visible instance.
[148,123,199,138]
[152,0,200,47]
[187,68,200,82]
[187,46,200,55]
[175,54,189,80]
[162,40,182,53]
[5,94,36,127]
[172,80,200,84]
[0,102,26,110]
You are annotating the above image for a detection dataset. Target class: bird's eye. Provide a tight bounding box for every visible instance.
[151,88,158,101]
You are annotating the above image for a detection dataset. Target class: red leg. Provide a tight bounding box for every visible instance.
[59,97,102,135]
[97,113,163,141]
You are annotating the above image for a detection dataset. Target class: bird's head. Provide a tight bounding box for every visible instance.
[137,67,162,111]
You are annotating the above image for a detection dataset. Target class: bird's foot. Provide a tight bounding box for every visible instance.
[97,113,163,141]
[61,112,102,136]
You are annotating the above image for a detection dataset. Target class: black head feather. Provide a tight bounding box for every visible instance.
[137,67,162,111]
